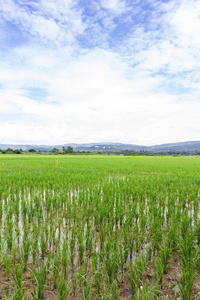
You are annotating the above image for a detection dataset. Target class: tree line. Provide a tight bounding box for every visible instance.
[0,146,93,155]
[1,147,200,156]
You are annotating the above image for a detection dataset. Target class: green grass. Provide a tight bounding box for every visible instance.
[0,155,200,299]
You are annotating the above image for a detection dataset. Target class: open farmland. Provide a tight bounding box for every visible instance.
[0,155,200,299]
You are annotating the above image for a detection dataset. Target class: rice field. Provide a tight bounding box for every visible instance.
[0,155,200,299]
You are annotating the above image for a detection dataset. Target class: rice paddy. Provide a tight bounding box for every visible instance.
[0,155,200,299]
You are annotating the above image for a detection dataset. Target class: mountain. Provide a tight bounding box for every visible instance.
[1,141,200,152]
[151,141,200,152]
[69,143,149,152]
[0,144,53,151]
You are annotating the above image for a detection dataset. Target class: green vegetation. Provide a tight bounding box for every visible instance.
[0,155,200,299]
[0,148,24,154]
[1,145,200,155]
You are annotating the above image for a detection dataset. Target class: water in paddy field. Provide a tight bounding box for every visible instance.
[1,179,199,261]
[1,165,200,299]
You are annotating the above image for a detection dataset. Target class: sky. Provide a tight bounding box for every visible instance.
[0,0,200,146]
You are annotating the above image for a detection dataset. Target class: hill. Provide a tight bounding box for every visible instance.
[1,141,200,152]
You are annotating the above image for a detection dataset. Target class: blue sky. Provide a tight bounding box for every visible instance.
[0,0,200,145]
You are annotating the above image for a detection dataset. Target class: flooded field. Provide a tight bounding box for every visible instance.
[0,155,200,299]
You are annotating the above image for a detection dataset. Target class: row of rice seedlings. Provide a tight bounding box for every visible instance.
[1,156,200,298]
[177,215,200,300]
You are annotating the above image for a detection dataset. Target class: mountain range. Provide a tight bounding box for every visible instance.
[1,141,200,152]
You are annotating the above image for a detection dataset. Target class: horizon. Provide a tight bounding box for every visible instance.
[0,0,200,145]
[0,139,200,148]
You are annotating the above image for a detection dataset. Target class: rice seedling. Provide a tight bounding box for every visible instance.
[52,252,61,289]
[135,282,150,300]
[11,261,26,300]
[154,257,165,287]
[58,274,69,300]
[177,262,196,300]
[4,254,12,279]
[195,219,200,245]
[22,237,31,271]
[112,279,120,300]
[29,260,49,300]
[102,281,112,300]
[78,227,85,265]
[72,271,78,296]
[3,288,12,300]
[40,227,47,260]
[62,239,69,277]
[81,274,93,300]
[93,267,102,298]
[129,253,148,297]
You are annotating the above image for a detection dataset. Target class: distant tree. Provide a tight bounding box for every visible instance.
[13,149,22,154]
[67,146,73,153]
[63,146,73,154]
[28,149,36,152]
[52,147,59,154]
[6,148,14,154]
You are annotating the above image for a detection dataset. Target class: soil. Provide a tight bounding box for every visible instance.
[1,254,200,300]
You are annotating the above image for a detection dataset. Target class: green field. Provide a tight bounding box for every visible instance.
[0,155,200,299]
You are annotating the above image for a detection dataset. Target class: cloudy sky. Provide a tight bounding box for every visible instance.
[0,0,200,145]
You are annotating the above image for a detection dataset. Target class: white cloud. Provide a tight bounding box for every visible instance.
[169,0,200,48]
[118,0,200,96]
[0,0,200,145]
[100,0,128,15]
[0,0,86,45]
[1,48,200,145]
